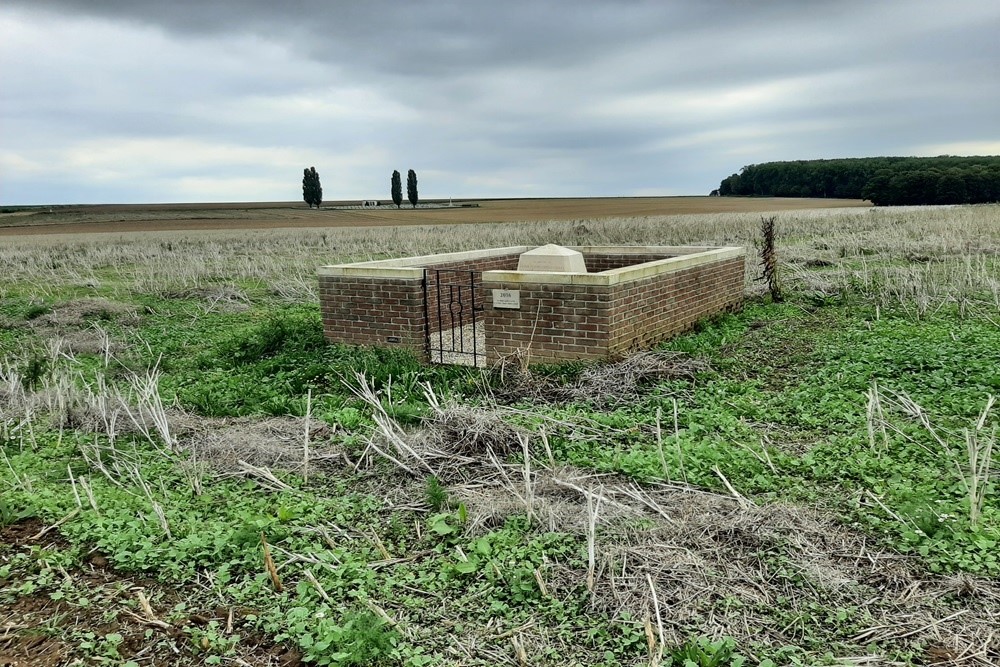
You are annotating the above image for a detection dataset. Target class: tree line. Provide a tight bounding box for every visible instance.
[715,156,1000,206]
[301,167,419,208]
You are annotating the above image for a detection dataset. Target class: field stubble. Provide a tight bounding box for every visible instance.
[1,202,997,312]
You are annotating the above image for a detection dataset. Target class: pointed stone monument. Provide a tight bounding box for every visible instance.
[516,244,587,273]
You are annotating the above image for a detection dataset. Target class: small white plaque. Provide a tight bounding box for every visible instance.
[493,289,521,309]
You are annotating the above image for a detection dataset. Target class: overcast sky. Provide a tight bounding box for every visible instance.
[2,1,999,205]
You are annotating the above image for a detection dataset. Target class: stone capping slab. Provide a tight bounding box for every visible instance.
[317,245,744,284]
[483,246,745,286]
[318,246,529,278]
[570,245,719,255]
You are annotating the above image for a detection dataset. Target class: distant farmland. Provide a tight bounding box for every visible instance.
[0,196,869,236]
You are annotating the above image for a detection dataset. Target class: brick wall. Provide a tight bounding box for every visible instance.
[320,247,744,366]
[319,253,521,359]
[608,256,744,353]
[318,275,427,359]
[482,282,613,363]
[482,254,744,364]
[423,255,520,273]
[583,252,676,273]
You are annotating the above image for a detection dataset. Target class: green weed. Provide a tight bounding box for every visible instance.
[23,303,51,320]
[424,476,449,511]
[19,351,49,390]
[0,498,31,528]
[276,609,398,667]
[667,636,745,667]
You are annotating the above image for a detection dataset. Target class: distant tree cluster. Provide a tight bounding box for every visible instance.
[389,169,419,208]
[302,167,322,208]
[862,165,1000,206]
[717,156,1000,206]
[297,166,423,209]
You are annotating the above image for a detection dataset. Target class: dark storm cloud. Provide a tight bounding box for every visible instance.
[2,0,999,203]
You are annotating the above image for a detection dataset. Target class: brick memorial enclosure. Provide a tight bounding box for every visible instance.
[317,245,745,366]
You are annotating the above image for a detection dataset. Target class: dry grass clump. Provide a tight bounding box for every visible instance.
[0,349,342,492]
[268,277,318,303]
[0,344,117,432]
[351,367,687,488]
[55,329,121,357]
[488,349,708,407]
[18,298,140,356]
[347,374,526,482]
[454,464,667,535]
[0,359,28,415]
[589,495,1000,663]
[421,403,527,459]
[161,285,251,312]
[172,414,342,477]
[29,298,138,327]
[562,351,709,407]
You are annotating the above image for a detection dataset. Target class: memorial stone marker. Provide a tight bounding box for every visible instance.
[516,244,588,273]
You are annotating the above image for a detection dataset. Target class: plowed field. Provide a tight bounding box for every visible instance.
[0,197,868,236]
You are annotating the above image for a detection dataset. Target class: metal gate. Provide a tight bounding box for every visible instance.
[424,269,484,366]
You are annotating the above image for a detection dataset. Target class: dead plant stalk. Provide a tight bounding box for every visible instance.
[586,492,601,595]
[303,388,312,485]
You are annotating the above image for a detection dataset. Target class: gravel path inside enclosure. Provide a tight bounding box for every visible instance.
[429,322,487,367]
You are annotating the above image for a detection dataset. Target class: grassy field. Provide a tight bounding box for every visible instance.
[0,201,998,666]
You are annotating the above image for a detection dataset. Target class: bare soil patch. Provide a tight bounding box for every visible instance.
[0,519,303,667]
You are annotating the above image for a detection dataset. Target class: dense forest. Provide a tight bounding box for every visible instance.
[715,156,1000,205]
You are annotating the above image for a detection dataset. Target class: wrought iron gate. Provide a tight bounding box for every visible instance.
[424,269,484,366]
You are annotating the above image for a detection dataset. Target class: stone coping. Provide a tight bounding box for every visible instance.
[318,245,744,284]
[571,245,720,255]
[317,246,528,279]
[483,246,744,285]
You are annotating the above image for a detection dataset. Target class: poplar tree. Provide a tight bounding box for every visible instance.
[391,170,402,209]
[302,167,322,208]
[406,169,418,208]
